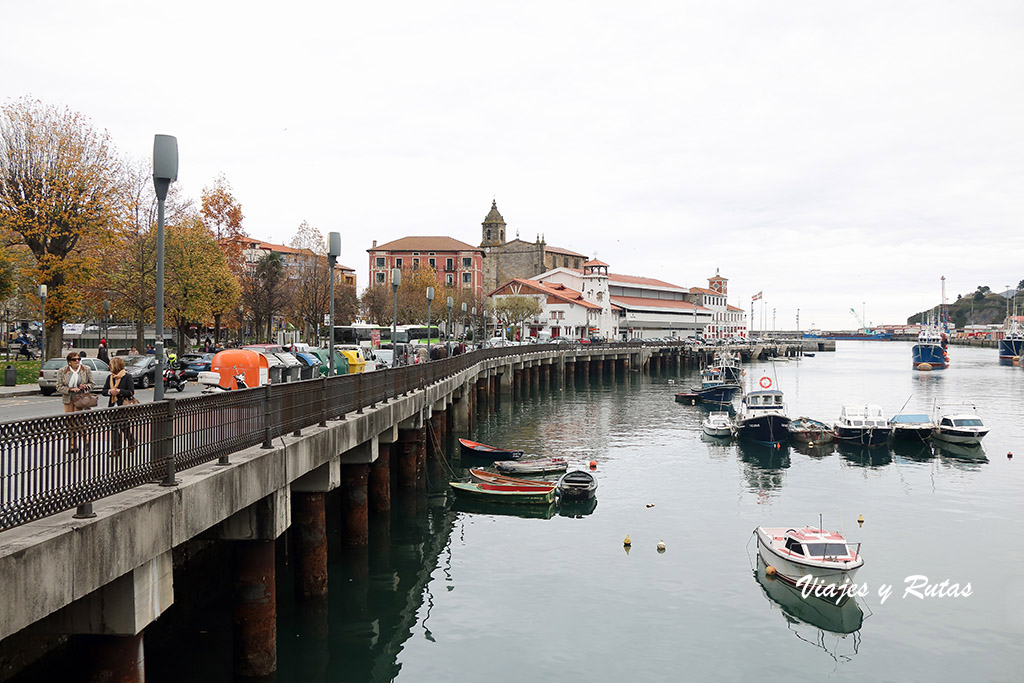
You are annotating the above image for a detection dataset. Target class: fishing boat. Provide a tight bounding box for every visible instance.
[458,438,524,460]
[754,525,864,590]
[932,403,989,445]
[449,481,556,505]
[833,404,892,447]
[734,382,791,445]
[998,319,1024,362]
[913,278,950,369]
[713,351,744,382]
[701,411,734,437]
[469,468,552,487]
[788,417,834,444]
[690,366,742,404]
[556,470,598,502]
[888,413,935,441]
[494,457,568,474]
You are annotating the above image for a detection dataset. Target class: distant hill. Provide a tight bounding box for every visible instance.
[908,290,1013,328]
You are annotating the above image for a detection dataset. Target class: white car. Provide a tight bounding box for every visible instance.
[37,357,112,396]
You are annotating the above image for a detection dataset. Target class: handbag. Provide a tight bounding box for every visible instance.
[122,396,140,406]
[72,391,98,409]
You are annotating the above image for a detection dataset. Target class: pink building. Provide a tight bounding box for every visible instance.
[367,237,486,300]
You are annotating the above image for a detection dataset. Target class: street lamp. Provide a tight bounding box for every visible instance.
[426,286,434,357]
[152,134,178,403]
[328,232,341,376]
[472,306,477,345]
[3,309,8,361]
[391,268,401,364]
[461,302,467,340]
[37,284,47,362]
[102,299,110,348]
[446,296,453,345]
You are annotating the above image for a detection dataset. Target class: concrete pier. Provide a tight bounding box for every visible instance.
[233,540,277,677]
[292,493,328,598]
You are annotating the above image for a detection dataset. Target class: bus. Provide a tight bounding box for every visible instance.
[395,325,441,345]
[333,324,390,351]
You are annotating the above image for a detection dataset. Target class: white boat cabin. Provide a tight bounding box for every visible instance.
[837,404,887,429]
[742,390,786,410]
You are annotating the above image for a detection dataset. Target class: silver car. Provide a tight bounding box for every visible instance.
[37,357,112,396]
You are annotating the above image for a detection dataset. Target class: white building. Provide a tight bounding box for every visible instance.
[690,271,747,339]
[487,277,604,339]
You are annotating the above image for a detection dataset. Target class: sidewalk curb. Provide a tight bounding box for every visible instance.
[0,387,42,399]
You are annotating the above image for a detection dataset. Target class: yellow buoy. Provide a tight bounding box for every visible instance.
[657,541,666,553]
[858,514,864,527]
[623,534,631,546]
[917,363,933,371]
[765,565,777,577]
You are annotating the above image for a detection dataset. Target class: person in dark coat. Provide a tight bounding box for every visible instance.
[101,356,137,456]
[97,341,109,365]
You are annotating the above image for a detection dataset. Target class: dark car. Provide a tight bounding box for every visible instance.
[182,353,215,381]
[124,354,160,388]
[588,335,606,344]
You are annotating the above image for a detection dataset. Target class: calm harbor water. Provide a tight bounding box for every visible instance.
[18,342,1022,682]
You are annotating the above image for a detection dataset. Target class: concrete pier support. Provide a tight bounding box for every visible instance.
[500,369,513,397]
[609,357,616,381]
[580,359,590,381]
[564,361,574,385]
[233,540,277,677]
[396,428,420,490]
[293,492,328,598]
[531,364,540,391]
[341,463,369,546]
[595,358,604,378]
[476,376,488,413]
[369,440,392,513]
[452,391,470,435]
[542,363,550,388]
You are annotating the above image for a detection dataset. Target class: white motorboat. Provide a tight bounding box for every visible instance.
[701,412,733,437]
[754,526,864,590]
[833,404,892,447]
[933,403,989,445]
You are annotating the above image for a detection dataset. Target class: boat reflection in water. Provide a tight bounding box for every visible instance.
[890,440,935,461]
[934,441,988,466]
[557,497,598,518]
[791,440,836,459]
[451,497,557,520]
[754,558,865,661]
[737,440,791,495]
[836,442,893,468]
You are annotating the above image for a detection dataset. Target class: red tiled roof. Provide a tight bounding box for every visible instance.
[489,278,602,310]
[607,272,685,289]
[690,287,723,296]
[610,296,709,312]
[369,236,483,253]
[244,239,313,256]
[726,304,744,312]
[583,258,609,267]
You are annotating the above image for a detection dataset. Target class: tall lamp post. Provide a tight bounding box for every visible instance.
[391,268,401,364]
[152,134,178,404]
[4,309,8,361]
[328,232,341,376]
[446,296,453,345]
[103,300,110,348]
[37,285,47,362]
[426,287,434,357]
[471,307,477,346]
[461,302,467,340]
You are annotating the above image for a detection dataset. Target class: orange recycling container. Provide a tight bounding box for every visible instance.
[210,349,270,390]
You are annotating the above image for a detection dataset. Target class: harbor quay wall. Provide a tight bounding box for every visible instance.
[1,341,756,679]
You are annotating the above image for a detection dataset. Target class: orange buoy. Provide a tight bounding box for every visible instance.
[765,565,777,577]
[589,460,597,469]
[1009,452,1013,459]
[917,363,932,371]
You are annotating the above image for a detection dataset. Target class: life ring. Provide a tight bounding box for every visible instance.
[759,377,772,389]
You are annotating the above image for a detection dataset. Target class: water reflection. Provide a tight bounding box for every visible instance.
[557,497,598,518]
[934,441,988,467]
[452,498,557,520]
[836,442,893,468]
[791,440,836,458]
[737,440,791,494]
[753,558,864,661]
[890,440,935,461]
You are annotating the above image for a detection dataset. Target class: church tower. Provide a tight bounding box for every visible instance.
[481,200,506,247]
[708,268,728,295]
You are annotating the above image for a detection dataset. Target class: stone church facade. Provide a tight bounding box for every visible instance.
[479,200,588,294]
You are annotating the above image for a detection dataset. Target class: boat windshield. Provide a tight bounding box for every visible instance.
[804,543,850,557]
[954,419,984,427]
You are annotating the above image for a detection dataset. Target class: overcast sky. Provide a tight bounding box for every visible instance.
[5,1,1023,329]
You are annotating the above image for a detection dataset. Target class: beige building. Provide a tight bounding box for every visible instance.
[479,200,588,293]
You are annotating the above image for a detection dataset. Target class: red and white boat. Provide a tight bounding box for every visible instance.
[754,526,863,588]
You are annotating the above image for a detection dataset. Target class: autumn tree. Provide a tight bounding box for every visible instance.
[201,175,245,343]
[240,252,288,342]
[493,295,543,340]
[286,221,330,342]
[361,283,392,325]
[0,98,122,359]
[165,216,239,350]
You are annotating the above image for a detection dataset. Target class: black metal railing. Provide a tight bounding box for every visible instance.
[0,342,667,532]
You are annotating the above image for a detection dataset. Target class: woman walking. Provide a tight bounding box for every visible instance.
[56,352,94,454]
[102,356,137,457]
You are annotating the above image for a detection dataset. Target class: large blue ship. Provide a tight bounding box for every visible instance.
[914,278,950,369]
[998,319,1024,362]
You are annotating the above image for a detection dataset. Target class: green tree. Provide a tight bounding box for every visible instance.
[493,295,543,340]
[0,98,122,359]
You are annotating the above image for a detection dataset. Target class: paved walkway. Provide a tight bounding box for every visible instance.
[0,384,42,399]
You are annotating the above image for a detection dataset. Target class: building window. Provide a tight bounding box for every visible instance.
[446,274,454,286]
[429,258,436,268]
[375,257,385,267]
[413,258,419,269]
[446,258,453,271]
[563,256,569,267]
[462,272,472,284]
[487,229,491,240]
[396,258,403,267]
[462,257,472,268]
[413,252,420,256]
[375,272,385,284]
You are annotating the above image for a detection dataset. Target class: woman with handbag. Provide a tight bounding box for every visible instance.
[102,356,138,456]
[56,352,95,454]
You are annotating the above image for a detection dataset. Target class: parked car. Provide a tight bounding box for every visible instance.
[588,335,606,344]
[38,357,111,396]
[182,353,215,380]
[124,355,160,388]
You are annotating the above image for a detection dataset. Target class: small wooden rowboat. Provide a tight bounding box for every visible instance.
[789,417,835,444]
[494,457,568,474]
[469,468,553,487]
[557,470,597,502]
[449,481,556,505]
[458,438,524,460]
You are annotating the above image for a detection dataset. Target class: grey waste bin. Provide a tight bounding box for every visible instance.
[4,365,16,387]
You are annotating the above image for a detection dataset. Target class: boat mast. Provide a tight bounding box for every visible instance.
[940,276,948,335]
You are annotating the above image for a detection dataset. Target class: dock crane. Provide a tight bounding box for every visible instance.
[849,307,869,334]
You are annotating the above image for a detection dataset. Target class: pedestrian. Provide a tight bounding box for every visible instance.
[17,333,33,360]
[56,351,94,455]
[130,345,138,355]
[102,356,138,457]
[145,344,155,355]
[97,340,109,365]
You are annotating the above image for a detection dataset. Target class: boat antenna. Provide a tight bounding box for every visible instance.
[896,393,914,415]
[819,512,823,532]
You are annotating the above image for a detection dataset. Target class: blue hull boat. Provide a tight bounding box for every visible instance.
[912,343,947,368]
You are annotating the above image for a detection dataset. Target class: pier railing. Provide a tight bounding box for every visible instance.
[0,342,669,532]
